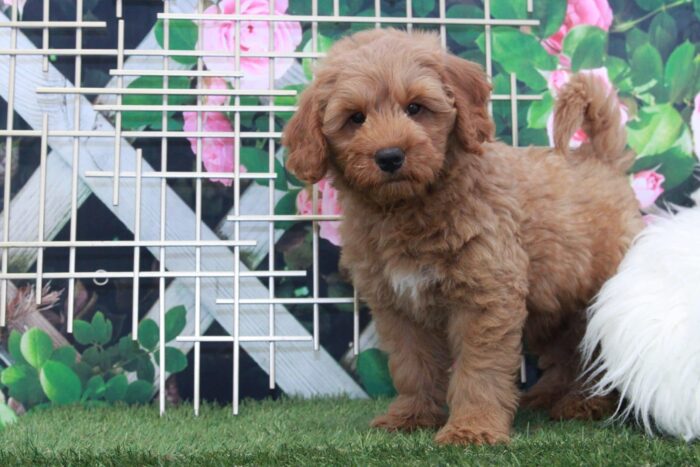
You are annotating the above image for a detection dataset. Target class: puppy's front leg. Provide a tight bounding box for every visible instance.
[435,292,527,445]
[370,308,451,432]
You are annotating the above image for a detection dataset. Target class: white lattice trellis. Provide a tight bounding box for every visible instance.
[0,0,541,415]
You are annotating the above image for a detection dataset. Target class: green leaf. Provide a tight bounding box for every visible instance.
[491,0,527,19]
[104,374,128,402]
[73,320,95,346]
[446,5,484,47]
[274,83,306,122]
[39,361,81,405]
[695,0,700,20]
[606,56,631,85]
[81,346,101,367]
[72,361,93,388]
[274,189,301,231]
[164,305,187,343]
[571,35,606,71]
[239,146,268,173]
[122,76,193,130]
[631,127,696,189]
[626,28,649,57]
[649,12,677,60]
[628,103,684,157]
[527,93,553,129]
[664,42,697,104]
[136,355,155,383]
[302,35,334,81]
[118,335,139,359]
[91,312,112,345]
[634,0,664,11]
[413,0,436,17]
[562,25,606,71]
[356,348,396,398]
[20,328,53,369]
[82,375,105,401]
[1,365,29,387]
[0,403,18,428]
[154,347,188,374]
[8,330,26,364]
[50,346,77,367]
[125,380,153,405]
[5,365,45,408]
[476,28,556,90]
[490,0,526,19]
[154,19,198,65]
[138,319,159,352]
[534,0,567,38]
[631,43,663,88]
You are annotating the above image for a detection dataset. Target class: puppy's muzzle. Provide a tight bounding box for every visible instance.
[374,147,405,173]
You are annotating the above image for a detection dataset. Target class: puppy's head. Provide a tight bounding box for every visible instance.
[283,29,493,203]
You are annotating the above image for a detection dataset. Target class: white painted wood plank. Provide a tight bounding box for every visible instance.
[0,10,365,398]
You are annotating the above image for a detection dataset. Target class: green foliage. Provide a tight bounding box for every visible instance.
[563,26,607,71]
[20,328,53,369]
[664,42,697,103]
[164,305,187,343]
[122,76,194,130]
[534,0,567,37]
[490,0,527,19]
[477,28,556,90]
[138,319,159,351]
[1,306,189,412]
[355,348,396,398]
[39,361,81,405]
[154,19,198,65]
[239,146,289,191]
[302,34,335,81]
[413,0,436,17]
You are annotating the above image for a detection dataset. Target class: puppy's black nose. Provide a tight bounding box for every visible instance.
[374,147,405,173]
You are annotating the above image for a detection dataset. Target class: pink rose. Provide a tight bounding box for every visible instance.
[2,0,26,15]
[632,170,665,209]
[201,77,229,106]
[183,111,245,186]
[295,178,343,246]
[542,0,613,64]
[200,0,302,90]
[692,94,700,158]
[546,68,627,148]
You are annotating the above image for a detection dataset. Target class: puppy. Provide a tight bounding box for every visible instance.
[283,29,643,445]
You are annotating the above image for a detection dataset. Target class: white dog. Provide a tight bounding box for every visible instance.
[582,207,700,441]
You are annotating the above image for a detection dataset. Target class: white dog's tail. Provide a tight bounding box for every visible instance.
[553,73,631,172]
[581,207,700,441]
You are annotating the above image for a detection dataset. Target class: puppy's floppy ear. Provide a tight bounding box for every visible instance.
[283,83,328,184]
[442,54,494,155]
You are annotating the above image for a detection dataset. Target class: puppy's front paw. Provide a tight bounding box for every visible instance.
[370,410,446,432]
[434,422,509,446]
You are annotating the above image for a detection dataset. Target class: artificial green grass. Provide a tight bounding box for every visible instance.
[0,398,697,466]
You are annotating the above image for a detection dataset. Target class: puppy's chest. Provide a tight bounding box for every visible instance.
[385,262,444,317]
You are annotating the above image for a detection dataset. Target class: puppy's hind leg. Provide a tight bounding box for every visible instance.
[370,309,450,432]
[523,312,618,420]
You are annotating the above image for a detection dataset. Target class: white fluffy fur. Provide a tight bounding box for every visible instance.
[581,207,700,441]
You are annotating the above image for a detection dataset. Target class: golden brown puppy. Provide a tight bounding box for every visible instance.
[283,29,643,445]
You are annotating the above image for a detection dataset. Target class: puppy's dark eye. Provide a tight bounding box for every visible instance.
[406,103,422,116]
[349,112,366,124]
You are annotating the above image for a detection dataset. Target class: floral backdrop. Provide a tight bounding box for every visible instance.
[1,0,699,413]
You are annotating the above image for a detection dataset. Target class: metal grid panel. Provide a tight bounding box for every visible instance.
[0,0,541,414]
